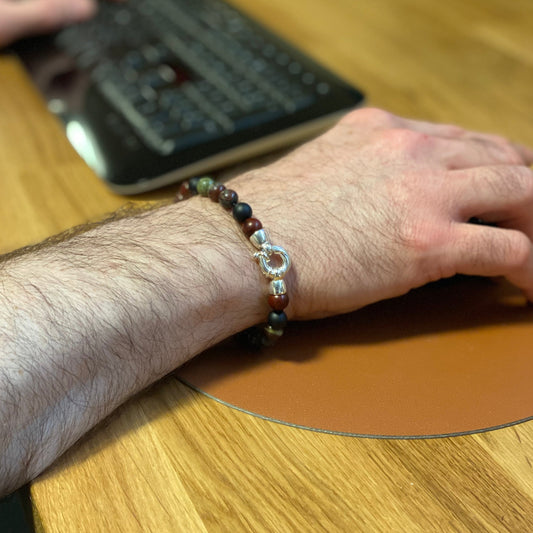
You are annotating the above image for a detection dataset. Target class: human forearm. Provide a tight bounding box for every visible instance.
[0,199,263,495]
[1,107,533,496]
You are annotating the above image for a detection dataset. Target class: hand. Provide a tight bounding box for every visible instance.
[0,0,112,47]
[228,108,533,319]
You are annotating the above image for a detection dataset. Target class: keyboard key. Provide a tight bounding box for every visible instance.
[55,0,331,157]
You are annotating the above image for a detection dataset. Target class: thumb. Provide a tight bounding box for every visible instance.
[0,0,97,47]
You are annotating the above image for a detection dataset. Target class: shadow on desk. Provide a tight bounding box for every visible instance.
[178,275,533,438]
[36,275,533,487]
[0,485,35,533]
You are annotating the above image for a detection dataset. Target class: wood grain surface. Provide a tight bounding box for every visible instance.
[0,0,532,530]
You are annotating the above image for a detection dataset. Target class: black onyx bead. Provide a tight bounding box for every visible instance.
[232,202,252,222]
[188,176,201,194]
[219,189,238,209]
[239,327,264,351]
[268,310,288,330]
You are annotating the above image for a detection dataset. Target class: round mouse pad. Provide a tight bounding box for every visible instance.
[176,276,533,438]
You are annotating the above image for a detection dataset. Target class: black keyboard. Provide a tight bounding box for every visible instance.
[13,0,364,193]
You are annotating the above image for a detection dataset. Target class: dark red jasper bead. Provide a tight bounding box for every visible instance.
[219,189,238,209]
[268,294,289,311]
[176,181,192,201]
[208,183,226,202]
[242,217,262,238]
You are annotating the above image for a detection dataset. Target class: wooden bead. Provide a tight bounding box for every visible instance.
[268,294,289,311]
[242,217,262,238]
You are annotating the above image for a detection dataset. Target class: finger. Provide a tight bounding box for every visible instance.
[340,109,533,167]
[449,165,533,221]
[399,117,468,139]
[482,138,533,166]
[448,223,533,301]
[428,135,528,169]
[510,143,533,166]
[458,132,533,166]
[399,117,533,166]
[0,0,96,47]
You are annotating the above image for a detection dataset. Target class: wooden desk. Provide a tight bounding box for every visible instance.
[1,0,533,530]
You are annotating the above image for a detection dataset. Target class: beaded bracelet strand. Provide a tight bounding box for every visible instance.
[175,176,291,349]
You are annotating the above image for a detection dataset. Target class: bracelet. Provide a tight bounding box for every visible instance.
[175,176,291,348]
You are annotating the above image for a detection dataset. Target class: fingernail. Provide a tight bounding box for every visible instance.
[66,0,97,22]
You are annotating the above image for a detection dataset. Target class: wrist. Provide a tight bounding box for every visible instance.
[83,198,269,371]
[176,175,293,348]
[163,198,268,354]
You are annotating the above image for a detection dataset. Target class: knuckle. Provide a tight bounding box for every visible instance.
[378,128,434,154]
[442,124,467,137]
[341,107,397,127]
[486,134,523,164]
[397,215,448,255]
[400,221,457,282]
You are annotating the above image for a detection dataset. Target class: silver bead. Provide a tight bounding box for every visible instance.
[269,279,287,295]
[249,229,270,250]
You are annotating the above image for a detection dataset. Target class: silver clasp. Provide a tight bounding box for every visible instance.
[254,245,291,279]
